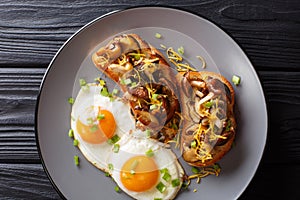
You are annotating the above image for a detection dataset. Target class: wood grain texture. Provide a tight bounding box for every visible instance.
[0,0,299,70]
[0,164,60,199]
[0,0,299,199]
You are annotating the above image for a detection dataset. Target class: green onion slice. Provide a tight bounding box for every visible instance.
[79,78,87,86]
[107,135,120,145]
[108,163,114,171]
[178,46,184,55]
[160,168,169,174]
[74,155,79,166]
[204,100,213,108]
[191,140,196,148]
[100,87,109,97]
[68,97,75,105]
[114,186,120,193]
[113,144,120,153]
[155,33,162,39]
[130,160,139,171]
[73,139,79,147]
[145,149,154,157]
[232,75,241,85]
[156,182,166,193]
[171,178,181,187]
[97,114,105,120]
[68,129,74,138]
[162,172,171,182]
[192,167,199,174]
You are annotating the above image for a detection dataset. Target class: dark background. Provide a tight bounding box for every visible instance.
[0,0,300,199]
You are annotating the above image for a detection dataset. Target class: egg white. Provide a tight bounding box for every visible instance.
[70,83,135,172]
[108,134,185,200]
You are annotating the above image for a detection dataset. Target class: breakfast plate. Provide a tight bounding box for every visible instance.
[35,7,268,200]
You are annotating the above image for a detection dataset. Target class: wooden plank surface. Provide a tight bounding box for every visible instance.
[0,0,300,199]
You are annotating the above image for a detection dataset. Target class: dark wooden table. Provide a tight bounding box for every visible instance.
[1,0,299,199]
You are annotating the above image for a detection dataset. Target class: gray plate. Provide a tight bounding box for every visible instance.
[36,7,268,200]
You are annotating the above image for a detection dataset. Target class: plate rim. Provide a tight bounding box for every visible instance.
[35,5,268,200]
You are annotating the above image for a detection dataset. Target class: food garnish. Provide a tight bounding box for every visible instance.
[73,139,79,147]
[156,182,167,193]
[114,186,120,193]
[155,33,162,39]
[68,97,75,105]
[68,129,74,138]
[232,75,241,85]
[74,155,79,166]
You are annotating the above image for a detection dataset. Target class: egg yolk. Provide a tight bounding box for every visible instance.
[120,155,159,192]
[76,109,116,144]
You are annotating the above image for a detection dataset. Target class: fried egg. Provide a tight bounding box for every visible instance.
[108,134,185,200]
[71,83,135,171]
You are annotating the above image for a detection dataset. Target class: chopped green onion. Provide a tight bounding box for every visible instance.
[81,85,90,92]
[145,129,151,138]
[191,140,196,148]
[73,139,79,147]
[150,104,157,110]
[114,186,120,193]
[232,75,241,86]
[124,78,132,85]
[152,93,159,100]
[160,168,169,174]
[113,144,120,153]
[213,163,221,170]
[181,181,189,189]
[162,172,171,182]
[87,117,94,125]
[178,46,184,55]
[100,87,109,97]
[99,79,106,86]
[68,129,74,138]
[145,149,154,157]
[109,96,115,102]
[105,172,110,177]
[79,78,87,86]
[107,135,120,145]
[154,198,162,200]
[90,125,98,132]
[171,178,181,187]
[97,114,105,120]
[171,123,178,130]
[130,160,139,170]
[192,167,199,174]
[120,79,126,85]
[130,169,135,175]
[112,88,119,95]
[131,82,137,87]
[74,155,79,166]
[68,97,75,105]
[156,182,166,193]
[204,100,213,108]
[155,33,162,39]
[225,119,232,131]
[108,163,114,171]
[134,54,141,60]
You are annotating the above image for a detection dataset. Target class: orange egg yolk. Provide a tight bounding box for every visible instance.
[120,155,159,192]
[76,109,116,144]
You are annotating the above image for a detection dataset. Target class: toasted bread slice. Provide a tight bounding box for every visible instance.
[92,34,180,143]
[178,71,236,166]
